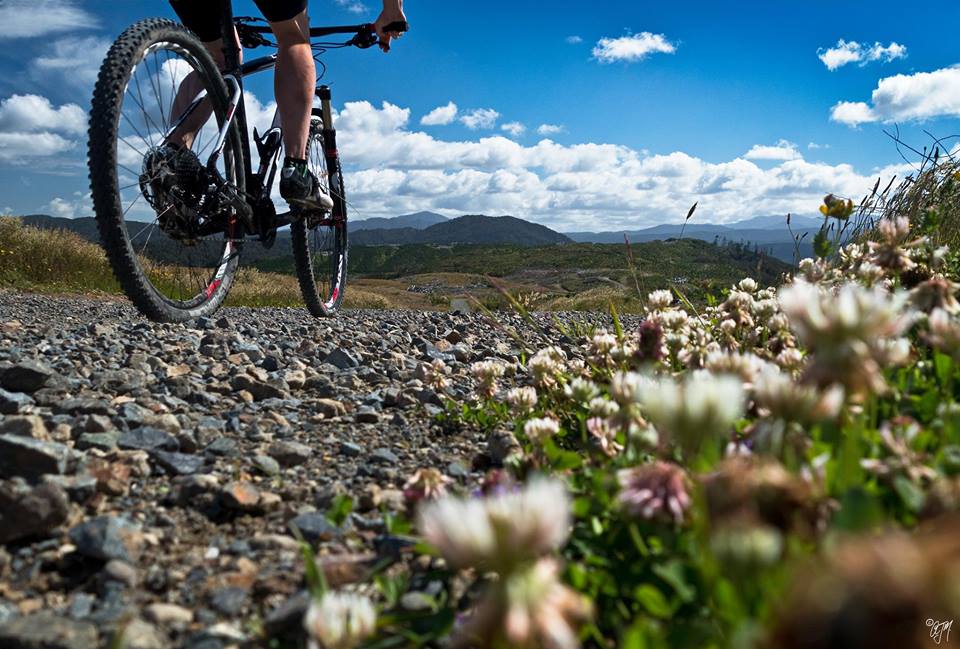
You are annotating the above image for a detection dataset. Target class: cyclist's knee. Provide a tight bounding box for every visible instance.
[270,11,310,48]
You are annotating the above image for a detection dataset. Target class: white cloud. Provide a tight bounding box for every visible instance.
[460,108,499,130]
[0,132,75,163]
[1,206,13,216]
[334,0,368,14]
[744,139,802,161]
[420,101,458,126]
[330,99,911,230]
[45,192,91,219]
[537,123,565,136]
[565,35,583,44]
[592,32,676,63]
[817,39,907,70]
[32,36,111,88]
[0,0,98,39]
[831,66,960,126]
[807,142,830,150]
[501,121,526,137]
[830,101,876,126]
[0,94,87,135]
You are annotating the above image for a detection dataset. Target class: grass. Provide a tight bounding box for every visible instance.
[0,217,396,310]
[1,215,788,313]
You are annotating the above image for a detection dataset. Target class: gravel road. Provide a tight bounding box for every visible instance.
[0,292,619,648]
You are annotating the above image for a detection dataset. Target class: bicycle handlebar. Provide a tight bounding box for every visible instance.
[234,18,408,49]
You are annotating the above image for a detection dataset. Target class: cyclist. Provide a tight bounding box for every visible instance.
[168,0,406,212]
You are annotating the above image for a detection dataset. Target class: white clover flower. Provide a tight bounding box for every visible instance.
[637,371,745,454]
[739,278,758,293]
[506,386,538,413]
[586,417,622,456]
[528,346,566,389]
[472,360,506,399]
[647,289,673,310]
[705,351,773,385]
[752,366,844,423]
[775,347,804,371]
[588,397,620,418]
[753,299,778,319]
[720,319,738,334]
[778,279,916,396]
[660,309,689,330]
[609,371,647,405]
[419,358,450,391]
[524,417,560,444]
[304,592,377,649]
[928,308,960,358]
[419,477,571,572]
[563,377,600,404]
[455,558,591,649]
[589,331,617,363]
[768,312,790,332]
[726,290,754,311]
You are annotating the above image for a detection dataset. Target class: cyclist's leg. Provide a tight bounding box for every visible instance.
[168,1,242,148]
[256,1,313,158]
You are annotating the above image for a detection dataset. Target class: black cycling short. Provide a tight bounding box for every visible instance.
[170,0,307,42]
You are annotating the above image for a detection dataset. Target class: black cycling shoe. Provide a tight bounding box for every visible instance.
[279,158,334,213]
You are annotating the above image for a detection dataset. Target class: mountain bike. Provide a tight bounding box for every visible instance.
[88,1,406,322]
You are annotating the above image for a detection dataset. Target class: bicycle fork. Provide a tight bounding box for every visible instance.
[317,85,346,224]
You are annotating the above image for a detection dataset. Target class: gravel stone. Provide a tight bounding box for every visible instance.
[266,440,311,467]
[0,434,71,480]
[118,428,179,453]
[0,612,98,649]
[0,480,70,543]
[68,516,143,562]
[0,361,55,393]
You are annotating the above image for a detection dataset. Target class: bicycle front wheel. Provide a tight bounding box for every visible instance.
[88,18,245,322]
[291,110,348,317]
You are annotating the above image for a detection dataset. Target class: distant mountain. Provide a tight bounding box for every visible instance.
[353,215,572,246]
[351,211,448,231]
[566,215,824,263]
[19,214,101,241]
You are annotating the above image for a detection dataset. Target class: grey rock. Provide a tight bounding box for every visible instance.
[0,480,70,543]
[0,612,98,649]
[229,375,286,401]
[0,434,70,480]
[266,440,311,467]
[68,593,95,620]
[210,587,248,617]
[446,461,469,480]
[340,441,363,458]
[43,474,98,504]
[0,388,34,415]
[69,516,143,562]
[289,512,341,544]
[203,437,238,457]
[118,427,179,453]
[449,298,471,314]
[252,454,280,476]
[1,361,55,393]
[370,447,399,465]
[117,618,168,649]
[0,415,47,438]
[55,398,111,416]
[324,348,359,370]
[103,559,138,588]
[151,451,205,476]
[354,406,380,423]
[76,432,119,452]
[264,590,310,639]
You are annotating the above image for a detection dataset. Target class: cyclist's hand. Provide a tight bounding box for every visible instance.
[374,5,406,52]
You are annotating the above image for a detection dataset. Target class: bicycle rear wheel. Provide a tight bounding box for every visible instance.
[291,110,348,316]
[88,18,245,322]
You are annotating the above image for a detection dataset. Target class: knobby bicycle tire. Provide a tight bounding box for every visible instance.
[88,18,246,323]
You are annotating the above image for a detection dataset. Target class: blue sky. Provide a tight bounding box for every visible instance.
[1,0,959,230]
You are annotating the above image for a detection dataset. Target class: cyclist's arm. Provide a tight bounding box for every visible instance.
[374,0,406,52]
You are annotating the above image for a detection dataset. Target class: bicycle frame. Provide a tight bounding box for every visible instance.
[164,0,348,236]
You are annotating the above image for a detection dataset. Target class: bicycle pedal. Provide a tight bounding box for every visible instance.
[260,228,277,248]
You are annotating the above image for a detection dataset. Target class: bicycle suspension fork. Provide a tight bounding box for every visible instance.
[317,85,346,223]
